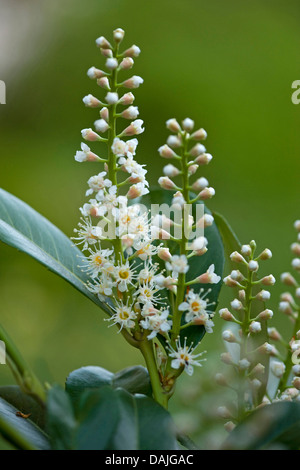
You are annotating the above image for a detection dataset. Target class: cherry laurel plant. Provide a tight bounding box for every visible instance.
[72,28,221,409]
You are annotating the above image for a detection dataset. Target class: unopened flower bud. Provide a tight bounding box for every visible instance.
[230,299,243,310]
[222,330,237,343]
[230,251,246,264]
[271,361,286,378]
[217,406,232,419]
[87,67,106,79]
[215,373,227,386]
[196,213,214,228]
[268,327,281,341]
[123,119,144,136]
[279,301,293,316]
[163,164,180,177]
[238,358,251,371]
[190,236,208,253]
[158,144,177,159]
[256,290,271,301]
[194,153,213,165]
[258,309,273,320]
[100,107,109,122]
[166,118,181,133]
[100,48,113,58]
[119,92,135,105]
[113,28,125,43]
[292,365,300,376]
[249,321,262,333]
[259,342,278,356]
[294,220,300,232]
[224,421,236,432]
[123,45,141,57]
[188,164,199,175]
[296,288,300,299]
[167,135,182,148]
[83,94,102,108]
[219,308,234,321]
[97,76,111,90]
[95,36,112,49]
[121,106,139,120]
[191,128,207,141]
[198,187,215,200]
[182,118,194,132]
[241,244,252,256]
[281,272,297,286]
[119,57,134,70]
[291,243,300,256]
[105,57,118,70]
[220,352,233,364]
[251,379,262,390]
[192,177,209,192]
[81,128,101,142]
[261,275,276,286]
[157,247,172,262]
[258,248,272,260]
[292,377,300,390]
[105,92,119,105]
[238,289,246,301]
[292,258,300,271]
[122,75,144,89]
[190,143,206,157]
[94,119,109,133]
[223,276,238,287]
[252,363,265,376]
[248,260,259,272]
[158,176,177,190]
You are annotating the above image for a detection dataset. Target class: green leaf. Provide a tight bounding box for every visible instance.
[0,386,46,429]
[0,188,112,315]
[213,211,241,258]
[66,365,152,410]
[46,385,77,450]
[0,397,50,450]
[136,188,225,346]
[222,401,300,450]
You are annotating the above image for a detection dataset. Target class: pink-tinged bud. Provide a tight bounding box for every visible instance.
[217,406,232,420]
[158,145,177,159]
[100,48,113,58]
[105,92,119,105]
[223,276,238,287]
[158,176,176,190]
[94,119,109,133]
[182,118,194,132]
[195,213,214,228]
[224,422,236,433]
[167,135,182,148]
[123,45,141,57]
[296,288,300,299]
[215,373,227,386]
[198,187,215,200]
[83,94,102,108]
[157,247,172,262]
[230,251,246,263]
[191,128,207,140]
[259,342,278,356]
[166,118,181,133]
[190,143,206,157]
[256,290,271,301]
[119,57,134,70]
[238,359,251,371]
[194,153,213,165]
[239,289,246,301]
[291,243,300,256]
[192,177,209,192]
[122,76,144,89]
[292,258,300,271]
[258,309,273,320]
[280,292,294,303]
[292,377,300,390]
[231,299,243,310]
[163,164,180,177]
[151,226,171,240]
[100,107,109,122]
[222,330,238,343]
[190,236,208,253]
[97,77,111,90]
[219,308,234,321]
[220,352,233,364]
[81,128,101,142]
[294,220,300,232]
[261,274,276,286]
[121,106,139,120]
[122,119,144,136]
[248,260,259,272]
[258,248,272,260]
[126,185,142,199]
[74,143,102,163]
[188,164,199,175]
[113,28,125,43]
[105,57,118,70]
[279,301,293,316]
[268,327,281,341]
[197,264,221,284]
[119,92,135,106]
[281,272,297,286]
[87,67,107,79]
[95,36,112,49]
[127,175,144,184]
[252,363,266,376]
[293,365,300,376]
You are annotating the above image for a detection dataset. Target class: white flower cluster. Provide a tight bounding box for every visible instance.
[71,29,221,378]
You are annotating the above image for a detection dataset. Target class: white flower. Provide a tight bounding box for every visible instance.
[80,199,103,218]
[123,119,145,136]
[166,255,189,275]
[96,185,119,214]
[140,309,171,340]
[127,182,149,199]
[179,289,215,332]
[114,261,136,292]
[197,264,221,284]
[108,301,137,331]
[111,138,127,156]
[75,143,101,163]
[122,106,139,120]
[135,282,162,305]
[72,218,103,250]
[83,247,114,278]
[123,75,144,89]
[167,338,206,376]
[133,238,158,261]
[87,274,114,298]
[86,172,112,196]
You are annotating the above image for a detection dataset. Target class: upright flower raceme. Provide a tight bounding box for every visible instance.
[71,29,221,408]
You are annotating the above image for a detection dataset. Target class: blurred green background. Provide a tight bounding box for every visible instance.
[0,0,300,448]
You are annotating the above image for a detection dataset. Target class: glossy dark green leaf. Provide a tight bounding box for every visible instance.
[0,386,45,429]
[136,188,224,346]
[222,401,300,450]
[0,397,50,450]
[112,366,152,396]
[46,385,77,450]
[213,211,241,261]
[0,188,112,315]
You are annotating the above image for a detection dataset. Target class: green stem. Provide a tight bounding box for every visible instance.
[139,339,168,409]
[278,310,300,393]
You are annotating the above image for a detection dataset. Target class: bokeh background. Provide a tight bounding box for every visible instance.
[0,0,300,449]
